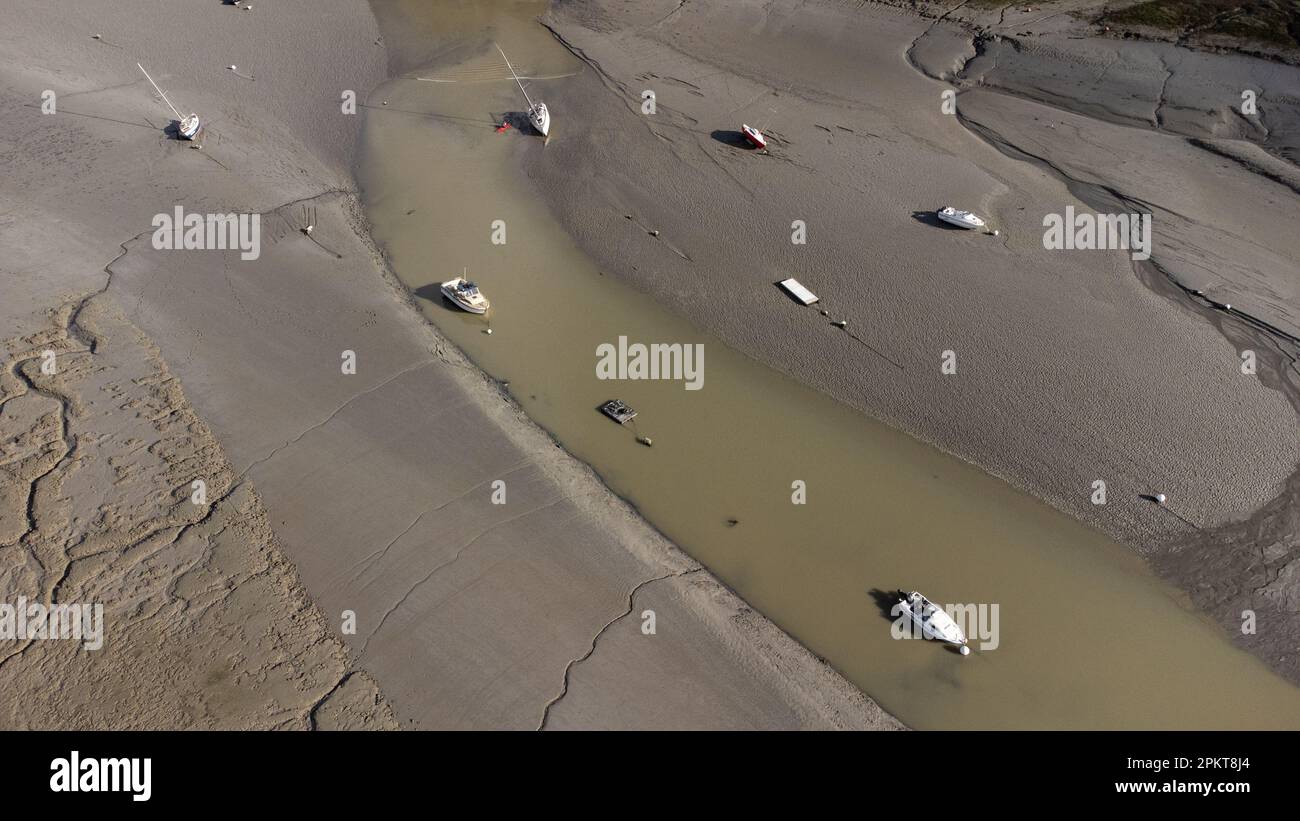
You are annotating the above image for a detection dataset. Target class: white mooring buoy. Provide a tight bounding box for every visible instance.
[1155,493,1167,505]
[960,645,971,656]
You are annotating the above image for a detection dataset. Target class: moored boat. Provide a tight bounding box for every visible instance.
[138,63,202,141]
[599,399,637,425]
[528,101,550,137]
[497,44,551,136]
[440,274,490,314]
[741,123,766,149]
[178,113,202,140]
[896,590,970,654]
[937,206,986,230]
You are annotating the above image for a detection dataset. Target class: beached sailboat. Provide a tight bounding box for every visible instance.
[440,271,491,314]
[741,123,767,149]
[896,590,970,654]
[937,206,986,230]
[496,44,550,137]
[137,63,201,140]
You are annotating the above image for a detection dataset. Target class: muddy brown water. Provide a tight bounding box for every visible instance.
[357,0,1300,729]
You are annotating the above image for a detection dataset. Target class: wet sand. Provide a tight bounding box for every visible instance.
[357,1,1300,727]
[1,0,894,729]
[4,0,1299,730]
[1,0,397,730]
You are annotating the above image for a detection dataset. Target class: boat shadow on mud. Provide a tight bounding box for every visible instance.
[162,119,201,141]
[711,129,759,149]
[910,210,966,230]
[414,282,465,313]
[498,110,544,136]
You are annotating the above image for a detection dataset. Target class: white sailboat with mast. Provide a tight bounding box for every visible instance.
[137,63,201,140]
[495,44,550,137]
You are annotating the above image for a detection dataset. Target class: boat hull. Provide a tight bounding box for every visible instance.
[440,281,489,314]
[178,115,202,141]
[530,103,550,136]
[741,124,766,149]
[902,613,967,646]
[897,592,968,647]
[937,208,985,230]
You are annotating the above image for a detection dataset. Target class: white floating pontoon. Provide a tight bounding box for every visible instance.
[778,277,819,305]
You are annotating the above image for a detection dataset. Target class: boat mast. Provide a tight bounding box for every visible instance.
[137,63,185,120]
[495,44,535,109]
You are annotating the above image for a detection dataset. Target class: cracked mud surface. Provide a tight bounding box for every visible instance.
[0,298,396,729]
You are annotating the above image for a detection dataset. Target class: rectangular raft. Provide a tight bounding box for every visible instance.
[778,277,819,305]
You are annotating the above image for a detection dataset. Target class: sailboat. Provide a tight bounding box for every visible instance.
[496,44,550,137]
[137,63,201,140]
[739,87,790,151]
[740,124,766,149]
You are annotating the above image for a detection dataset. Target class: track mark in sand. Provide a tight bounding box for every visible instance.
[536,567,703,730]
[811,309,905,371]
[622,212,693,261]
[844,329,905,371]
[341,460,535,590]
[647,0,691,30]
[1083,50,1121,90]
[356,498,567,659]
[641,72,705,96]
[235,359,438,478]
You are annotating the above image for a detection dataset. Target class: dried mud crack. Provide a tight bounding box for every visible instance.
[0,280,397,729]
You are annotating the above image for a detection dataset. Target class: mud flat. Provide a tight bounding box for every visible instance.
[520,0,1300,690]
[0,0,396,730]
[1,0,892,729]
[357,1,1300,726]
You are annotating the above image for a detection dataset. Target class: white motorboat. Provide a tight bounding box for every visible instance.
[896,590,970,654]
[741,123,766,149]
[937,206,986,230]
[497,44,550,137]
[440,274,490,314]
[138,63,202,141]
